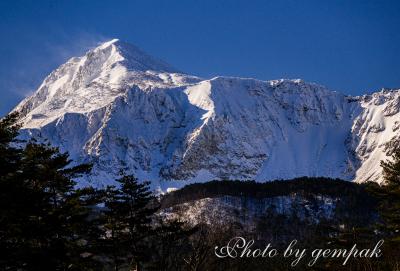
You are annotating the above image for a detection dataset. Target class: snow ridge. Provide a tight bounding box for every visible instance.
[12,39,400,189]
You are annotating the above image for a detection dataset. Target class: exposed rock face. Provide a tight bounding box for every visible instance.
[13,39,400,189]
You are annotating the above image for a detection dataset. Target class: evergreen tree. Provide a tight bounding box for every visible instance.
[0,113,100,270]
[100,175,159,270]
[376,147,400,243]
[0,112,24,268]
[0,112,21,176]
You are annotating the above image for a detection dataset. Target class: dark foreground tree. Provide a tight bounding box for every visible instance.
[99,175,157,270]
[378,147,400,243]
[0,113,195,271]
[99,174,196,271]
[0,113,100,270]
[323,146,400,270]
[360,146,400,270]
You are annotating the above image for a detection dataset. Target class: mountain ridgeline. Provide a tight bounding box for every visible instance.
[11,39,400,190]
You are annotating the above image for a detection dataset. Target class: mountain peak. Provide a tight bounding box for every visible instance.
[88,38,179,73]
[14,39,195,128]
[97,38,120,49]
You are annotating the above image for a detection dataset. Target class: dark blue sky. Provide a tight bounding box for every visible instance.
[1,0,399,116]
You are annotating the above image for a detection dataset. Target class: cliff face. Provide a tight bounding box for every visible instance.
[13,39,400,189]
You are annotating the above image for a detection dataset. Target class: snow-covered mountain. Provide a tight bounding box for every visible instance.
[13,39,400,189]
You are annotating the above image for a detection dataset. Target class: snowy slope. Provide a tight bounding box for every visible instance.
[350,90,400,183]
[13,39,400,189]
